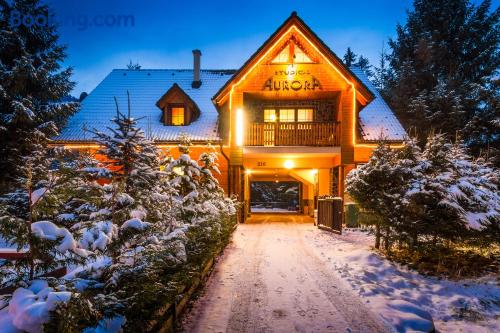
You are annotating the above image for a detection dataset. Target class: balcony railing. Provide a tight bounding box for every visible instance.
[245,121,340,146]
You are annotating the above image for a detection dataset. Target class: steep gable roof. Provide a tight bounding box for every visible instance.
[54,69,234,143]
[212,12,375,105]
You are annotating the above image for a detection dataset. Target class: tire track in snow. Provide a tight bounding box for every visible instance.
[180,219,393,333]
[292,224,393,333]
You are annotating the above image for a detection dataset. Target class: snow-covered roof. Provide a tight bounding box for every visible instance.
[54,69,235,142]
[55,67,405,143]
[351,66,406,142]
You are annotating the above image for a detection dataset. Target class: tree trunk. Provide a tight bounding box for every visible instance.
[375,224,381,249]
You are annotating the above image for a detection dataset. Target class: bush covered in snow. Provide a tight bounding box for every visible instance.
[347,134,499,276]
[0,101,237,332]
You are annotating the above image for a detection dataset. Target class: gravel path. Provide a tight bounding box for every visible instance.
[180,215,392,333]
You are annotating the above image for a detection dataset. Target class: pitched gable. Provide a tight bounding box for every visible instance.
[212,12,374,105]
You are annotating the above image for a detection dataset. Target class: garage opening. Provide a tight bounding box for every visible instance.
[250,181,300,213]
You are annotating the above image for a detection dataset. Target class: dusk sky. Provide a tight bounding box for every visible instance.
[44,0,493,95]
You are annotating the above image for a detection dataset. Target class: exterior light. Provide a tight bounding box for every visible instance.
[269,113,276,122]
[275,179,279,183]
[284,159,294,169]
[236,108,244,146]
[286,64,296,81]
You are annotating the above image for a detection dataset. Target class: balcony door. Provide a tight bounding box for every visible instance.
[262,107,314,146]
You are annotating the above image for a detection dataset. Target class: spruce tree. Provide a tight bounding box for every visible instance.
[346,140,403,249]
[343,47,374,79]
[343,47,357,66]
[356,55,374,79]
[0,141,90,286]
[373,42,391,91]
[405,134,469,244]
[167,134,204,222]
[0,0,77,187]
[386,0,499,154]
[87,93,172,265]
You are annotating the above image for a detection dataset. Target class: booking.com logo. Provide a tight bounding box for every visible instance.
[9,10,135,31]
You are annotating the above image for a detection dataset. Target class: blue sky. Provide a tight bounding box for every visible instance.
[43,1,427,95]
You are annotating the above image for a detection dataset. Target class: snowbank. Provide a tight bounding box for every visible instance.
[307,228,500,333]
[0,280,72,333]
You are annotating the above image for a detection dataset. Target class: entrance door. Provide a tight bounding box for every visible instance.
[250,181,300,213]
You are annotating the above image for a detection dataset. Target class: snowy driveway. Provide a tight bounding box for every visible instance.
[180,214,392,333]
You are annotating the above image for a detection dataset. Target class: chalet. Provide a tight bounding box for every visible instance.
[53,12,406,221]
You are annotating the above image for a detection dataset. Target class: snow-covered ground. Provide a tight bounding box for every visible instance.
[307,228,499,333]
[181,216,500,333]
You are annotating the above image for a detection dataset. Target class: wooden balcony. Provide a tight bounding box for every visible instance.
[245,122,340,146]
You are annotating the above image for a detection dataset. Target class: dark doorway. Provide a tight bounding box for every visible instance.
[250,181,300,213]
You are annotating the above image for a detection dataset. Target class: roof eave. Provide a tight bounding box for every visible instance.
[212,12,375,105]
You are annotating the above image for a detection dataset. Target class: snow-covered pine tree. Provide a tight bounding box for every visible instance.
[386,0,499,147]
[446,139,500,244]
[0,0,77,187]
[91,92,169,224]
[385,137,424,249]
[86,93,173,267]
[167,134,204,222]
[346,139,404,249]
[198,145,223,200]
[404,134,469,244]
[0,136,90,286]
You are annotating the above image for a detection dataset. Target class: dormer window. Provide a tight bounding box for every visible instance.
[171,106,185,126]
[156,83,200,126]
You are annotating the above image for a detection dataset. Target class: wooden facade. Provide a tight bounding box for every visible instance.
[209,12,394,219]
[55,12,404,221]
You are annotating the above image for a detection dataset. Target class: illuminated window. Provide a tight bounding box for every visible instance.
[271,45,290,63]
[264,109,276,122]
[271,41,314,64]
[297,109,313,122]
[171,107,184,125]
[293,47,313,63]
[279,109,295,122]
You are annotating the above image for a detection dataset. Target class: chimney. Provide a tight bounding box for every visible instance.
[192,49,202,88]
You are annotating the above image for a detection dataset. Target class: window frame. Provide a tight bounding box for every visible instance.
[297,108,314,122]
[279,108,296,123]
[263,109,277,122]
[167,103,186,126]
[262,106,315,123]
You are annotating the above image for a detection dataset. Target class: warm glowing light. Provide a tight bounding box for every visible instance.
[286,64,296,80]
[173,167,184,175]
[246,169,252,175]
[269,113,276,122]
[284,160,294,169]
[223,24,384,149]
[275,179,279,183]
[236,108,244,146]
[311,169,318,175]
